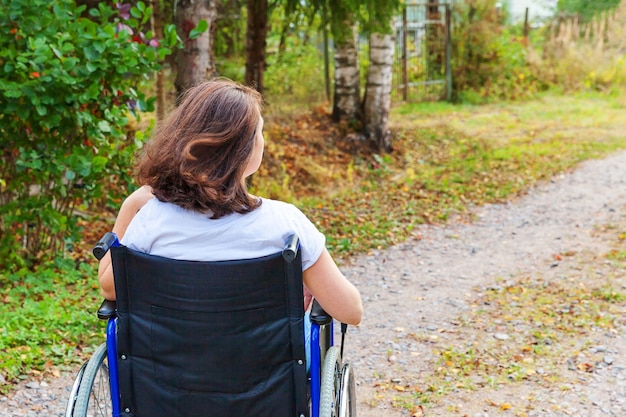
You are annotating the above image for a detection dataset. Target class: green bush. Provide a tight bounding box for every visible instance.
[0,0,177,269]
[451,0,547,103]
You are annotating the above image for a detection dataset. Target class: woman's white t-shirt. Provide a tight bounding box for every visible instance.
[121,197,326,271]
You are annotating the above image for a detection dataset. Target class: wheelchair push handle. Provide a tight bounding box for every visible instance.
[310,299,332,325]
[282,233,300,263]
[92,232,120,260]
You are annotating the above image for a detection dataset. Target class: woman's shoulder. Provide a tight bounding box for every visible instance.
[258,198,303,216]
[257,198,320,232]
[123,186,155,212]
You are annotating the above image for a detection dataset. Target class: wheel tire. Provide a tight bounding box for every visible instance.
[338,364,356,417]
[319,346,341,417]
[64,363,86,417]
[72,343,111,417]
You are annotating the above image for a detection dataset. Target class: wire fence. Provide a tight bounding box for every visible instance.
[392,2,452,103]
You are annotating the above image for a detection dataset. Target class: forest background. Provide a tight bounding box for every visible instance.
[1,0,625,397]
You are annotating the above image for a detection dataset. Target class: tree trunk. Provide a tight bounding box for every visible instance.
[332,23,360,123]
[363,30,395,152]
[245,0,268,94]
[174,0,218,102]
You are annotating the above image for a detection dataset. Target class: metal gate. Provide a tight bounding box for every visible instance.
[393,2,452,102]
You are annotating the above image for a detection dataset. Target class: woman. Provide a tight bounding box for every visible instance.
[98,78,362,328]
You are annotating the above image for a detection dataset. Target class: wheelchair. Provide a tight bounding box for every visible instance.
[65,232,356,417]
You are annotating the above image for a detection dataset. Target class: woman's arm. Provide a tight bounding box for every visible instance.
[303,248,362,325]
[98,186,154,300]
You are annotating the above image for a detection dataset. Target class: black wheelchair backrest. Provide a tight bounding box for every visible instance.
[110,241,308,417]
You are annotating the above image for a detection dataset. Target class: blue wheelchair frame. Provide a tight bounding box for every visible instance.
[94,232,334,417]
[105,317,121,417]
[310,319,333,417]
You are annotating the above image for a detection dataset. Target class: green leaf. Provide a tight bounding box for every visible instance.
[189,19,209,39]
[85,82,100,99]
[97,120,111,133]
[60,43,75,53]
[4,89,22,98]
[157,47,171,61]
[91,156,108,172]
[164,24,179,47]
[50,46,63,60]
[142,7,153,25]
[130,7,142,19]
[63,57,78,71]
[83,46,99,61]
[196,19,209,33]
[136,98,148,112]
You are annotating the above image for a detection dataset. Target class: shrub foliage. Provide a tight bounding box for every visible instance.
[0,0,177,269]
[450,0,546,102]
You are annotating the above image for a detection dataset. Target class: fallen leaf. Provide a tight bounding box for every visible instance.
[411,405,426,417]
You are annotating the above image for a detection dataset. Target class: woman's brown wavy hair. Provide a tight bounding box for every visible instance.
[135,79,263,218]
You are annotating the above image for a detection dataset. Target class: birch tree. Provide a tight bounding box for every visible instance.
[330,4,361,123]
[363,28,395,152]
[359,2,399,152]
[320,1,399,150]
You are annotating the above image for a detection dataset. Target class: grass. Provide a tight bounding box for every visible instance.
[255,90,626,258]
[0,258,103,392]
[1,89,626,393]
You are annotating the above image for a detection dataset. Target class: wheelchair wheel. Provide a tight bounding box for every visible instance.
[72,343,112,417]
[338,364,356,417]
[319,346,341,417]
[64,362,86,417]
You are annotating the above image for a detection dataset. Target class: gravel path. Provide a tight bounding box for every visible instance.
[346,149,626,416]
[1,150,625,417]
